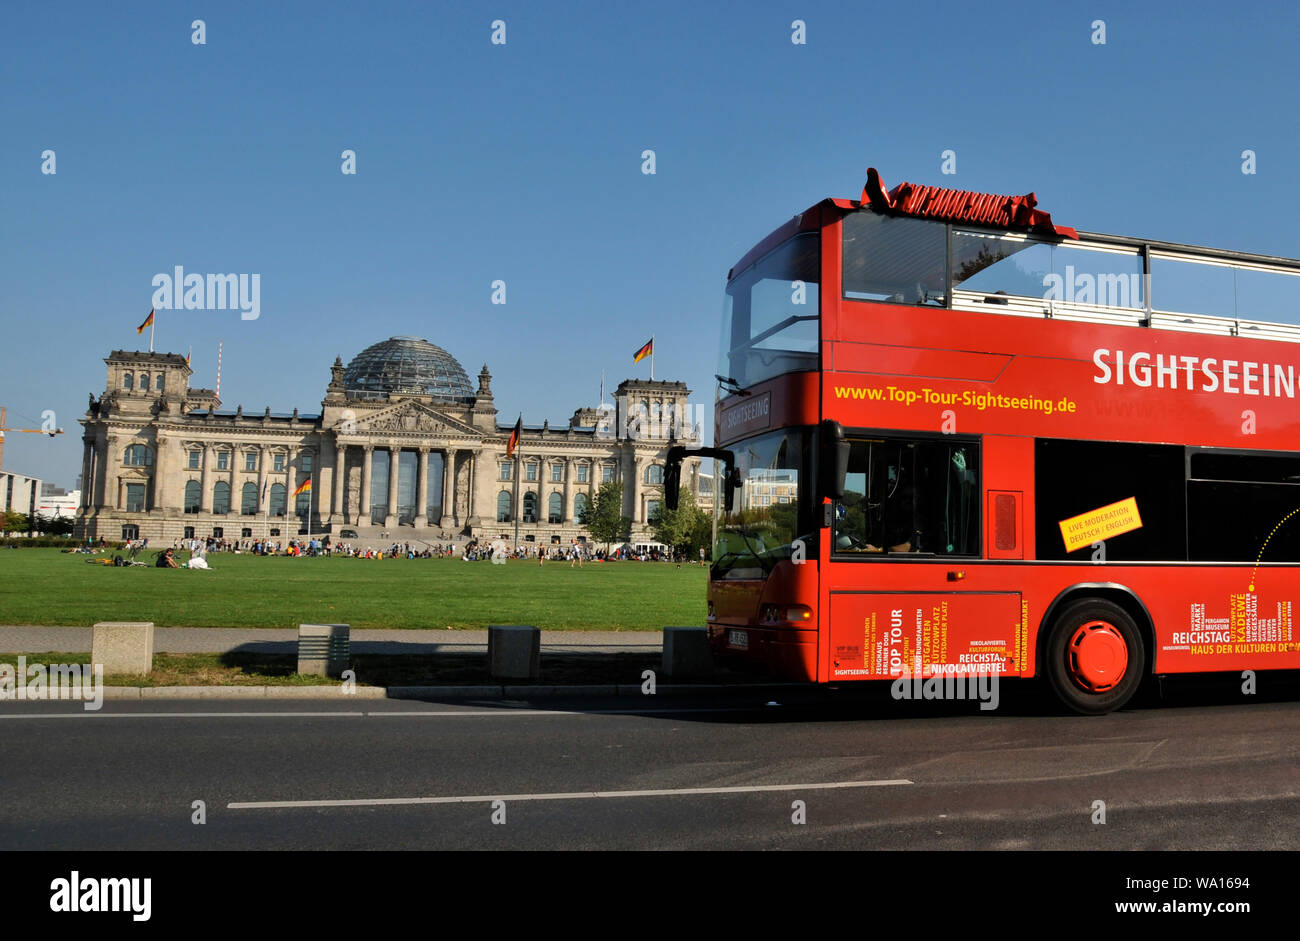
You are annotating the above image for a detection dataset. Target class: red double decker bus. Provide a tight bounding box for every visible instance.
[666,168,1300,714]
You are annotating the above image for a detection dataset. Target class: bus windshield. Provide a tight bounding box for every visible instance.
[719,233,820,390]
[712,428,811,579]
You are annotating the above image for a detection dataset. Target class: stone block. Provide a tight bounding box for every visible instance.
[661,626,713,678]
[488,625,540,680]
[297,623,351,678]
[91,621,154,676]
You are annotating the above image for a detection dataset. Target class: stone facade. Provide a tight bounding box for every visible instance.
[75,341,703,545]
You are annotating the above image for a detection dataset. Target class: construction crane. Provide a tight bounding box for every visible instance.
[0,406,65,470]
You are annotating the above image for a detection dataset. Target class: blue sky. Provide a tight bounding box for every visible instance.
[2,0,1298,486]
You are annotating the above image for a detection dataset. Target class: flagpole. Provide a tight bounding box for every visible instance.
[306,473,313,547]
[650,334,655,381]
[149,315,155,354]
[512,447,520,551]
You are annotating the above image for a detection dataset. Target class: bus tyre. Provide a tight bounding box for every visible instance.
[1044,599,1144,715]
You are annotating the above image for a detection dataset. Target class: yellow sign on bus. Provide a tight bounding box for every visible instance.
[1059,497,1143,553]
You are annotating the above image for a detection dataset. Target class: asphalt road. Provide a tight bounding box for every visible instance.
[2,680,1297,851]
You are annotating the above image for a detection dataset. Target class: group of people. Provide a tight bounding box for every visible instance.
[78,533,701,565]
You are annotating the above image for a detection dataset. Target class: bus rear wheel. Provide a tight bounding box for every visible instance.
[1044,599,1144,715]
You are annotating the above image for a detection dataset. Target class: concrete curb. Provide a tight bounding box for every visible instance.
[3,682,807,702]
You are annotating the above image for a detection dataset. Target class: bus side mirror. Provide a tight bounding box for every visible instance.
[664,446,685,510]
[725,467,741,513]
[665,445,737,513]
[819,419,850,500]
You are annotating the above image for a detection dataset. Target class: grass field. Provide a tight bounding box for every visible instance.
[0,549,707,630]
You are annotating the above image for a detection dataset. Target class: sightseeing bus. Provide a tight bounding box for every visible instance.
[665,168,1300,714]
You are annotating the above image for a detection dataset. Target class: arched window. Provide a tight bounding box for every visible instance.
[295,489,310,518]
[523,491,538,523]
[139,373,150,391]
[644,464,663,485]
[573,492,590,524]
[548,492,563,524]
[124,444,153,466]
[156,373,165,392]
[183,480,201,513]
[269,483,287,517]
[213,481,231,515]
[241,482,259,515]
[497,491,511,522]
[122,372,133,390]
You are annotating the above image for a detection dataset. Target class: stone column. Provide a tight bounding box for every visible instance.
[103,435,120,510]
[94,438,107,509]
[89,438,101,509]
[255,445,269,514]
[333,443,346,518]
[415,448,429,528]
[632,455,643,524]
[563,458,573,526]
[385,446,400,527]
[151,432,166,511]
[80,439,93,509]
[466,451,477,523]
[441,450,455,526]
[287,446,299,522]
[360,446,373,525]
[200,443,214,512]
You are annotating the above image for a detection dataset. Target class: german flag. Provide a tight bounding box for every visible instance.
[137,309,155,334]
[292,477,312,499]
[506,416,522,458]
[632,337,653,363]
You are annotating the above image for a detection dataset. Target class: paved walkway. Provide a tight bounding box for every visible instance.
[0,626,663,655]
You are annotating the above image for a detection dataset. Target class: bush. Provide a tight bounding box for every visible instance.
[0,536,112,549]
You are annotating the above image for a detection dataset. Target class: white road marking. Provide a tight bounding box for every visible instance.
[0,711,362,719]
[229,779,913,809]
[364,706,764,717]
[0,705,769,720]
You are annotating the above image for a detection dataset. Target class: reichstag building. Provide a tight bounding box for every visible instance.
[75,336,703,545]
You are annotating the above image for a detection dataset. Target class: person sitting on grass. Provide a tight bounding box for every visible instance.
[156,548,179,568]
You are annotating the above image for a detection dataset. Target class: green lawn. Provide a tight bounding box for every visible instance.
[0,549,707,630]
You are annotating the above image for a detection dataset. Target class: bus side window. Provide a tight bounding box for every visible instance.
[834,438,980,556]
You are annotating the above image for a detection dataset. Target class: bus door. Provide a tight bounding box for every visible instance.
[823,434,1025,681]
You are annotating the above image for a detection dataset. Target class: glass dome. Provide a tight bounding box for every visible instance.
[343,336,474,401]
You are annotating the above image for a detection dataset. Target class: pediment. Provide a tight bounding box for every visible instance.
[349,400,479,438]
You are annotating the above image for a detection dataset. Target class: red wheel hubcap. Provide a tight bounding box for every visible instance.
[1067,620,1128,692]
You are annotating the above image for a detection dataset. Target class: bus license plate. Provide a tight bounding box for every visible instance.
[728,629,749,649]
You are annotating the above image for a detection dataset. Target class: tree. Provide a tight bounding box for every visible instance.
[650,487,711,559]
[583,480,630,549]
[1,511,29,534]
[44,515,75,536]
